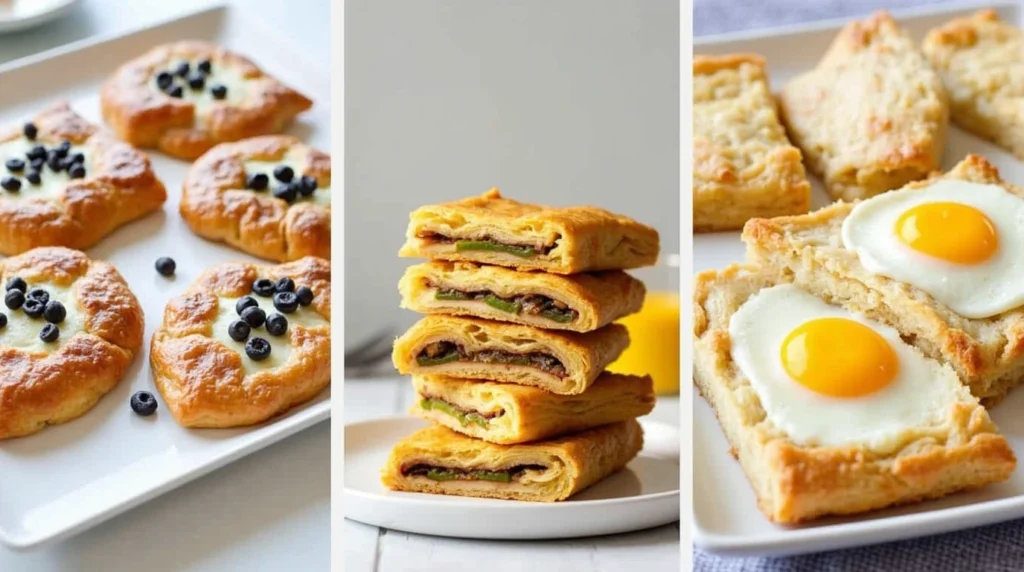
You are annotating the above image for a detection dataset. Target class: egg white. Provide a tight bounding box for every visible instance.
[728,284,962,451]
[841,180,1024,319]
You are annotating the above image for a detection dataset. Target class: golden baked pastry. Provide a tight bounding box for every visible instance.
[0,247,144,439]
[411,372,654,444]
[181,135,330,262]
[398,189,660,274]
[150,256,330,428]
[381,419,643,502]
[923,10,1024,160]
[693,264,1015,523]
[743,154,1024,405]
[0,102,167,255]
[779,11,948,202]
[398,260,645,332]
[693,53,811,232]
[100,40,313,160]
[392,315,628,395]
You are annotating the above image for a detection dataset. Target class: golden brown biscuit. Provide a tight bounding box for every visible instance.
[0,247,144,439]
[693,264,1016,523]
[779,11,948,201]
[150,256,330,428]
[381,419,643,502]
[398,189,660,274]
[100,40,313,160]
[392,315,628,395]
[398,261,645,332]
[411,372,654,444]
[0,102,167,255]
[923,10,1024,160]
[693,54,811,232]
[181,135,330,262]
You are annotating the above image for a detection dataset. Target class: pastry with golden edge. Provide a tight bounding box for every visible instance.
[381,419,643,501]
[181,135,330,262]
[0,102,167,256]
[398,261,645,332]
[693,264,1016,523]
[100,40,313,160]
[693,54,811,232]
[923,10,1024,160]
[411,372,654,444]
[778,11,949,202]
[398,188,660,274]
[150,256,330,428]
[743,154,1024,405]
[392,315,628,395]
[0,247,144,439]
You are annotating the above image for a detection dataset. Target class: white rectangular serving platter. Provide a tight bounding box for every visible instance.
[0,3,331,550]
[693,0,1024,557]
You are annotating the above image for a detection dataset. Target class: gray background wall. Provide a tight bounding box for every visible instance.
[345,0,680,349]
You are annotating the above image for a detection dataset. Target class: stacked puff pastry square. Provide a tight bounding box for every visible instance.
[383,190,660,502]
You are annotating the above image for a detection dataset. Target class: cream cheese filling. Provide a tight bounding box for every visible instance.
[0,283,84,354]
[150,59,251,115]
[243,155,330,207]
[0,138,91,203]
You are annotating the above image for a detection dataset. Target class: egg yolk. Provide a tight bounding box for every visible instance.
[895,201,998,264]
[780,317,898,398]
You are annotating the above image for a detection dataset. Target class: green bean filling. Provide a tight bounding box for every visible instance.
[420,397,497,428]
[404,464,547,483]
[455,241,536,258]
[432,287,577,323]
[415,341,568,377]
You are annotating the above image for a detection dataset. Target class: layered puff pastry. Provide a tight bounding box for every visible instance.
[411,372,654,444]
[101,40,313,160]
[778,11,949,202]
[382,419,643,502]
[694,265,1016,523]
[150,256,330,428]
[398,261,645,333]
[0,248,144,439]
[923,10,1024,160]
[392,315,629,395]
[693,54,811,232]
[181,135,330,262]
[0,102,167,255]
[398,189,660,274]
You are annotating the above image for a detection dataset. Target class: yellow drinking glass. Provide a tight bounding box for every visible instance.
[608,255,680,395]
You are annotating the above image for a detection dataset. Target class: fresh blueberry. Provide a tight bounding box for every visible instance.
[29,157,44,171]
[68,164,86,179]
[265,313,288,336]
[197,59,212,74]
[272,183,296,202]
[297,175,317,197]
[4,289,24,310]
[252,278,276,297]
[27,287,49,304]
[156,71,174,89]
[272,165,294,183]
[295,286,314,306]
[155,257,176,276]
[23,122,37,140]
[55,141,71,157]
[187,73,205,90]
[43,300,66,324]
[69,152,85,165]
[228,319,251,342]
[245,337,271,361]
[47,153,64,172]
[22,298,45,318]
[174,61,190,77]
[1,176,21,192]
[39,323,59,342]
[0,313,7,328]
[275,277,295,293]
[27,145,46,160]
[272,291,298,314]
[246,172,269,191]
[130,391,158,416]
[235,296,258,315]
[210,84,228,99]
[167,85,184,98]
[240,306,266,328]
[25,171,41,185]
[6,277,26,292]
[6,158,24,172]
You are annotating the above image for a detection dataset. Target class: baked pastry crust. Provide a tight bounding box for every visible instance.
[392,315,628,395]
[778,11,949,202]
[693,54,811,232]
[150,256,330,428]
[693,264,1016,523]
[398,189,660,274]
[381,419,643,502]
[411,372,654,444]
[0,247,144,439]
[743,154,1024,405]
[181,135,330,262]
[100,40,313,160]
[0,102,167,255]
[923,10,1024,160]
[398,260,645,332]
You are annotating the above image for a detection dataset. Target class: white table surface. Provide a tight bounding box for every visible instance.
[344,376,682,572]
[0,0,331,570]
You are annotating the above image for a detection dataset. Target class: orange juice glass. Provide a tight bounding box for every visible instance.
[608,255,680,395]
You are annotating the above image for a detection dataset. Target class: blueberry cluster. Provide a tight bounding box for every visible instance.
[3,276,67,342]
[229,277,315,361]
[155,59,228,100]
[1,124,86,193]
[246,165,318,204]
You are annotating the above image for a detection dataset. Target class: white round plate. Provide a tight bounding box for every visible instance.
[0,0,79,34]
[344,415,680,539]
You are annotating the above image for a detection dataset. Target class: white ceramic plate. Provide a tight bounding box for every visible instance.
[693,0,1024,557]
[0,4,331,550]
[0,0,79,34]
[344,416,680,539]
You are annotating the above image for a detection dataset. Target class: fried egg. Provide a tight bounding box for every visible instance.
[841,179,1024,319]
[728,284,961,450]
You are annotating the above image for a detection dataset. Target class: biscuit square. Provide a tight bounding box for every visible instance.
[693,264,1015,523]
[779,11,948,202]
[693,54,811,232]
